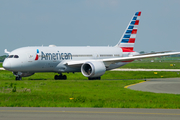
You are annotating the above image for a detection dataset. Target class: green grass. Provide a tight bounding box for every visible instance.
[0,70,180,108]
[121,61,180,69]
[1,60,180,108]
[0,80,180,108]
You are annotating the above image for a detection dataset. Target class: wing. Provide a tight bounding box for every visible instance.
[102,52,180,63]
[65,52,180,67]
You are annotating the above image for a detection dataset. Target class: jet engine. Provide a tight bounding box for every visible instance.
[81,61,106,79]
[13,72,34,77]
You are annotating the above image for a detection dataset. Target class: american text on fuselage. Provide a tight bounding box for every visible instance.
[40,51,72,60]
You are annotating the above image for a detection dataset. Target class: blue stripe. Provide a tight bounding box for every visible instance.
[121,39,129,43]
[37,49,39,53]
[130,21,135,25]
[135,12,139,16]
[132,17,137,20]
[128,26,134,29]
[123,35,130,38]
[126,30,132,34]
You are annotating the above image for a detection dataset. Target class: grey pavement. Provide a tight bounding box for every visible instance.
[128,78,180,94]
[0,107,180,120]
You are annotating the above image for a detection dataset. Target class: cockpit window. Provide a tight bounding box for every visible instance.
[14,55,19,58]
[7,55,19,58]
[8,55,14,58]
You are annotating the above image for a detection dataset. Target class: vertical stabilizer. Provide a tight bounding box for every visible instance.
[115,11,141,52]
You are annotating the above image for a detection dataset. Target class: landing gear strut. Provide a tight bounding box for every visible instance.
[54,73,67,80]
[88,77,101,80]
[15,76,22,80]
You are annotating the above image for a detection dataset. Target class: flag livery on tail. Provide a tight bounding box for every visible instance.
[116,11,141,52]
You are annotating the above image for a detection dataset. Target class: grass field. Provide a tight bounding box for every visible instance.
[121,61,180,69]
[0,79,180,108]
[1,59,180,108]
[0,70,180,108]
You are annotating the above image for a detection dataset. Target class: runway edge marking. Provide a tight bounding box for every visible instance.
[124,81,146,88]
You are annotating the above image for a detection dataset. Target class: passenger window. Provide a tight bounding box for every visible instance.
[14,55,19,58]
[8,55,14,58]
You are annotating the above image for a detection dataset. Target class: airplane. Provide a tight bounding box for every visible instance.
[3,11,180,80]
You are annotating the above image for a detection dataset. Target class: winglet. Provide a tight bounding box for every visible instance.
[4,49,10,54]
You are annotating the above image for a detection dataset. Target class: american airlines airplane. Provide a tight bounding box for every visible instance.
[3,11,180,80]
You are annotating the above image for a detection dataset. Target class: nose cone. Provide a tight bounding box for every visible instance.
[3,60,11,70]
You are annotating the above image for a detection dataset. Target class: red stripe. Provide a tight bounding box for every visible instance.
[35,54,39,60]
[134,20,139,25]
[131,29,137,34]
[128,38,135,43]
[121,47,134,52]
[138,11,141,16]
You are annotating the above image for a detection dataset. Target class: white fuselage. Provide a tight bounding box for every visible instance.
[3,46,134,73]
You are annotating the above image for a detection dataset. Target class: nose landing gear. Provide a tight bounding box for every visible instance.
[15,76,22,80]
[54,73,67,80]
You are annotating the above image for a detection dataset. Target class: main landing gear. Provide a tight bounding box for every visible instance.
[54,73,67,80]
[15,76,22,80]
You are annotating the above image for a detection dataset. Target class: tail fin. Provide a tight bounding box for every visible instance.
[115,11,141,52]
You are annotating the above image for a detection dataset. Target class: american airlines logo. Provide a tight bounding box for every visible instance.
[41,51,72,60]
[35,49,72,61]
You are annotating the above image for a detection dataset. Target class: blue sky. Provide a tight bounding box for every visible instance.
[0,0,180,55]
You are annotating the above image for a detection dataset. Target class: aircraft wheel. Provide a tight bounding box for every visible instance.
[54,75,67,80]
[88,77,92,80]
[88,77,101,80]
[62,75,67,80]
[54,75,59,80]
[15,76,22,81]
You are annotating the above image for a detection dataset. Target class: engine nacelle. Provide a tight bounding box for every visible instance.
[13,72,34,77]
[81,61,106,78]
